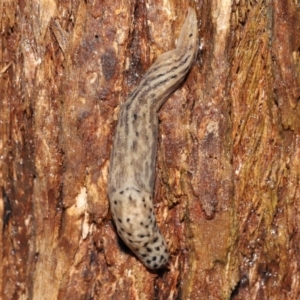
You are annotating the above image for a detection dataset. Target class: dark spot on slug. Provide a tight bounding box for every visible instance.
[155,246,160,251]
[142,254,147,257]
[129,196,132,201]
[118,218,122,223]
[127,218,130,222]
[189,33,193,37]
[144,242,148,247]
[114,201,117,205]
[138,234,145,238]
[160,255,164,261]
[131,140,137,151]
[133,113,137,120]
[146,248,152,253]
[140,222,144,225]
[153,237,158,243]
[154,264,158,268]
[142,198,145,202]
[152,256,157,261]
[155,78,168,87]
[128,233,132,236]
[136,131,139,137]
[171,74,177,79]
[157,73,165,78]
[182,55,189,64]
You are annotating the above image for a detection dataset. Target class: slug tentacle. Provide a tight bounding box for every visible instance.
[108,7,198,269]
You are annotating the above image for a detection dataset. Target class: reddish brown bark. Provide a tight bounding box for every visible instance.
[0,0,299,299]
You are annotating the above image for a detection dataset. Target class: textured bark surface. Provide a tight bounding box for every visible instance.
[0,0,299,299]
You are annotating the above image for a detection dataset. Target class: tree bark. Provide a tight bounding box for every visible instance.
[0,0,299,299]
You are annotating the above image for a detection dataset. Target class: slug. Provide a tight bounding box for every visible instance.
[108,7,198,269]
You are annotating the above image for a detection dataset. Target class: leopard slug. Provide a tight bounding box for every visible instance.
[108,7,198,269]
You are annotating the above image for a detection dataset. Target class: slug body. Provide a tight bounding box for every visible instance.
[108,7,198,269]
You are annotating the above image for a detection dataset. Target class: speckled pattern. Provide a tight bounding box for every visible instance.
[108,7,198,269]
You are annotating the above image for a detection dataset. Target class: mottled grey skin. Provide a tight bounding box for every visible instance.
[108,7,198,269]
